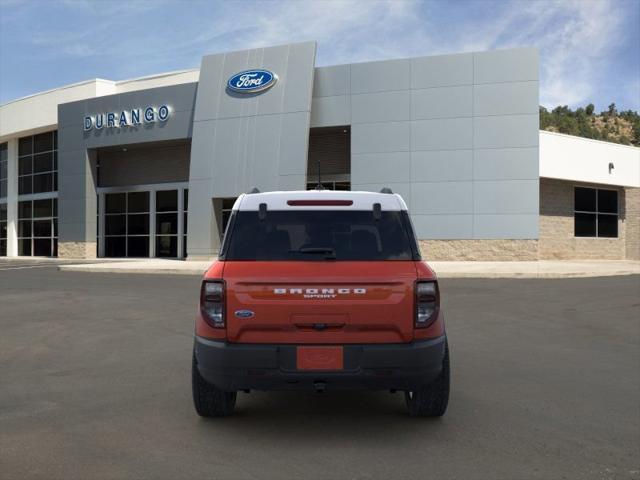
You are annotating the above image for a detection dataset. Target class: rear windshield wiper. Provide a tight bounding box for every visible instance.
[296,247,336,259]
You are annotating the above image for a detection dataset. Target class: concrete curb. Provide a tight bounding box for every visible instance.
[58,265,206,275]
[58,262,640,278]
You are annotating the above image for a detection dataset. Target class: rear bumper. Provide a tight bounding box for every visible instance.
[194,335,447,392]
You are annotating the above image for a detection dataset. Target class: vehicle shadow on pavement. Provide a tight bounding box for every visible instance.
[193,390,446,441]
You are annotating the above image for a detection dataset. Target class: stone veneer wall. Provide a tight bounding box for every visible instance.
[625,187,640,260]
[420,180,639,261]
[58,242,97,259]
[420,239,538,261]
[538,178,627,260]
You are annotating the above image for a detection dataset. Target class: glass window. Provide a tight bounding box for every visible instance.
[18,220,32,238]
[597,214,618,238]
[104,192,150,258]
[33,220,52,237]
[156,235,177,258]
[106,193,126,214]
[127,214,149,235]
[221,198,236,235]
[0,202,6,256]
[183,189,188,258]
[33,174,54,194]
[306,181,351,191]
[18,131,57,195]
[156,190,178,212]
[33,152,53,173]
[19,238,31,256]
[18,137,32,156]
[154,190,179,259]
[223,210,415,261]
[574,213,596,237]
[33,132,53,153]
[18,176,32,195]
[575,187,596,212]
[127,236,149,257]
[33,238,52,256]
[574,187,618,238]
[16,199,57,257]
[156,213,177,235]
[105,237,126,257]
[127,192,149,213]
[105,215,127,236]
[597,190,618,214]
[19,156,32,175]
[18,201,32,219]
[0,143,7,200]
[33,199,53,218]
[101,188,188,259]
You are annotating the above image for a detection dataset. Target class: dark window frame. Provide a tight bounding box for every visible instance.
[574,186,619,238]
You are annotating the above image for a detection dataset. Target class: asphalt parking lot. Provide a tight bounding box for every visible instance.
[1,267,638,480]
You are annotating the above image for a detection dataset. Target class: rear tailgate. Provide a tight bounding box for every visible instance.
[223,261,417,344]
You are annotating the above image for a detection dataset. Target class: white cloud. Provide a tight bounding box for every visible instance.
[3,0,635,108]
[182,0,628,108]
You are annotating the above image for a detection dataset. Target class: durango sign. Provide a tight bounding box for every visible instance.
[83,105,171,131]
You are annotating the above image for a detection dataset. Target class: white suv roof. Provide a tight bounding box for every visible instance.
[234,190,408,211]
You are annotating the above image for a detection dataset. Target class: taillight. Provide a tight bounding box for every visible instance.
[201,280,225,328]
[415,280,439,328]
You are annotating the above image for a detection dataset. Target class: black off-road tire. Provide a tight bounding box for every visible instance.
[405,341,450,417]
[192,353,237,417]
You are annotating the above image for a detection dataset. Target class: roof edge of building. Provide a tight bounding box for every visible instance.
[540,130,640,151]
[1,68,200,108]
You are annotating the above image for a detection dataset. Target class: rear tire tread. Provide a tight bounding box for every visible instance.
[192,353,237,417]
[405,341,450,417]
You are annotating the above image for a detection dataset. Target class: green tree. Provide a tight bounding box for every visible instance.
[540,103,639,146]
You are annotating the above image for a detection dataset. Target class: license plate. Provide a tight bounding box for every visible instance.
[296,346,344,370]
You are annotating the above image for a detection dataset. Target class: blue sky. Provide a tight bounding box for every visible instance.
[1,0,638,111]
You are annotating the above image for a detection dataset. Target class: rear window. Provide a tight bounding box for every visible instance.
[222,210,418,261]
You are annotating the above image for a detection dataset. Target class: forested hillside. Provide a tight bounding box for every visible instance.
[540,103,640,147]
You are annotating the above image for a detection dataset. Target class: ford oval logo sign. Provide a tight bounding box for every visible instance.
[227,69,277,94]
[234,310,255,318]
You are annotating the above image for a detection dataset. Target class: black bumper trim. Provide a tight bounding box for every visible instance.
[194,336,446,392]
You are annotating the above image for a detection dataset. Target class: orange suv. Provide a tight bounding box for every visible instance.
[192,189,450,417]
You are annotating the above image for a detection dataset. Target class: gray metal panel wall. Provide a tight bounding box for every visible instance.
[312,47,539,239]
[57,83,197,244]
[189,41,317,256]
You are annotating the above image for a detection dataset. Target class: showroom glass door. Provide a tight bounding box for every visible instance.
[155,189,178,258]
[103,192,150,258]
[99,185,187,259]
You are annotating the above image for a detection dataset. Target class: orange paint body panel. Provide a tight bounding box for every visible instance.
[218,260,420,344]
[197,259,442,343]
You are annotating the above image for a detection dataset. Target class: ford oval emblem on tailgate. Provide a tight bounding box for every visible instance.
[234,310,255,318]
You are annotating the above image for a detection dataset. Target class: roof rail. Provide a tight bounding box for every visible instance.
[247,187,260,194]
[380,187,393,194]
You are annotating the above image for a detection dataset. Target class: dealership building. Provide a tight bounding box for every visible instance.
[0,42,638,261]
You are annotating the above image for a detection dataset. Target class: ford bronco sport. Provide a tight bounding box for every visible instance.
[192,189,450,417]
